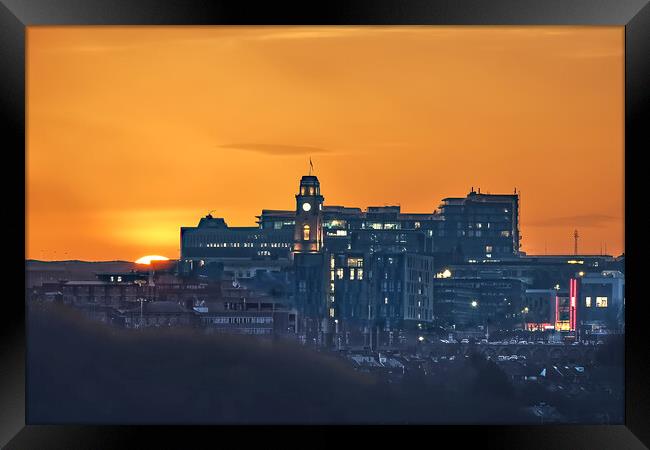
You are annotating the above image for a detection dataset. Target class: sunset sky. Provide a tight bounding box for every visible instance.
[26,26,624,262]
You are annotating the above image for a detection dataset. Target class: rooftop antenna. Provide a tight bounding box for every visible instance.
[574,229,579,256]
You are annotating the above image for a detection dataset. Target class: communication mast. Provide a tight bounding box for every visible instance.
[573,229,579,255]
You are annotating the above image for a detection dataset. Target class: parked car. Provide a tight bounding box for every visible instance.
[460,339,469,344]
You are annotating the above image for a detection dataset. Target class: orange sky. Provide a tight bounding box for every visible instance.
[26,26,624,262]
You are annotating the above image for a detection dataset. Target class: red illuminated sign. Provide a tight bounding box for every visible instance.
[569,278,577,331]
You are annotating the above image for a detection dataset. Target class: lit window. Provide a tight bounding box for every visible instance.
[329,308,335,318]
[358,269,364,280]
[384,297,388,304]
[330,271,335,281]
[336,268,344,279]
[303,225,310,241]
[596,296,608,308]
[350,269,355,280]
[485,246,493,253]
[347,257,363,267]
[117,276,122,282]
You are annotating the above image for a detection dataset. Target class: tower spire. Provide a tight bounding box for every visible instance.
[573,229,579,256]
[309,157,314,176]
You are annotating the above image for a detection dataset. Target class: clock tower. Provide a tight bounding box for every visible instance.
[293,175,324,253]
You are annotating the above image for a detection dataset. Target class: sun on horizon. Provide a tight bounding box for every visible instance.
[135,255,170,265]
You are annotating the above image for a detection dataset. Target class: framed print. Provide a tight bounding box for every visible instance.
[1,0,649,448]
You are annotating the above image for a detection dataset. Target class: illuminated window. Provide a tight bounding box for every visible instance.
[485,246,493,253]
[350,269,355,280]
[347,257,363,267]
[501,231,510,237]
[336,268,344,279]
[329,308,335,318]
[385,297,388,304]
[117,276,122,282]
[309,187,314,195]
[596,296,608,308]
[303,225,310,241]
[330,271,335,281]
[415,222,421,229]
[585,296,592,307]
[358,269,364,280]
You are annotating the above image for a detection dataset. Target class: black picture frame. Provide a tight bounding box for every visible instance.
[2,0,648,448]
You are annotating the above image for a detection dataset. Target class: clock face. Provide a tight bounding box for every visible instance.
[302,202,311,212]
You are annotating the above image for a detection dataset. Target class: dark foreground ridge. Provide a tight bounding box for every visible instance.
[28,305,530,424]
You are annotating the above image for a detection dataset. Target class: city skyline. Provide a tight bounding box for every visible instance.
[27,26,624,261]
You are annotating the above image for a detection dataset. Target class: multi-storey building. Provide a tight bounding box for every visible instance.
[433,276,525,330]
[577,270,625,337]
[434,188,520,260]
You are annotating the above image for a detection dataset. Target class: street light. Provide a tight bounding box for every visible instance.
[471,300,478,308]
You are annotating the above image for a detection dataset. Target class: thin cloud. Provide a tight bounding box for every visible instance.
[527,214,620,228]
[218,143,330,156]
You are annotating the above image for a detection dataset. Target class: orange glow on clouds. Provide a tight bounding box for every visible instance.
[26,26,624,261]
